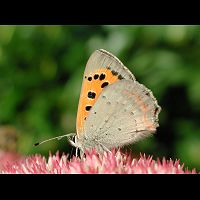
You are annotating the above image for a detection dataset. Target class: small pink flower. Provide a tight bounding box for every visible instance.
[1,149,198,174]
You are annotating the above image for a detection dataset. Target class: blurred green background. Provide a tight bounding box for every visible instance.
[0,25,199,171]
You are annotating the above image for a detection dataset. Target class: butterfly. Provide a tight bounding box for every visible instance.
[68,49,161,154]
[35,49,161,156]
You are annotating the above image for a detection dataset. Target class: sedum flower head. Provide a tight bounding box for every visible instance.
[1,149,197,174]
[0,150,22,171]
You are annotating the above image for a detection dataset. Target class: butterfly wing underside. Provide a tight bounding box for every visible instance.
[80,80,161,152]
[76,49,135,137]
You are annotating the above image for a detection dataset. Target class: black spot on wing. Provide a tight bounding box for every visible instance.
[88,77,92,81]
[99,74,106,80]
[118,74,124,80]
[94,74,99,80]
[88,91,96,99]
[145,92,150,96]
[111,70,118,76]
[85,106,92,111]
[101,82,109,88]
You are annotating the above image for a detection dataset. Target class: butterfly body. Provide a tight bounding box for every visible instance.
[72,49,161,154]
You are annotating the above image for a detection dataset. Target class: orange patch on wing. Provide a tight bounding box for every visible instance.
[76,68,119,137]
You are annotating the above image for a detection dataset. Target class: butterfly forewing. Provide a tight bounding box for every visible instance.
[76,49,135,137]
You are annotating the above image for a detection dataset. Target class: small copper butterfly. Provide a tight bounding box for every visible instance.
[35,49,161,155]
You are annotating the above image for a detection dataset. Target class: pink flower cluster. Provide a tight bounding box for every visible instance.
[0,150,22,171]
[0,149,197,174]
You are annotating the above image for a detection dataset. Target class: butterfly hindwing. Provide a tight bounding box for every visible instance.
[78,80,161,152]
[76,49,135,136]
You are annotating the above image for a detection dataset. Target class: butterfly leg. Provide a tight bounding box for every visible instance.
[74,136,82,158]
[75,147,78,157]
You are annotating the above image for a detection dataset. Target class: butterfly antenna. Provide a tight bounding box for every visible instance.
[33,133,76,147]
